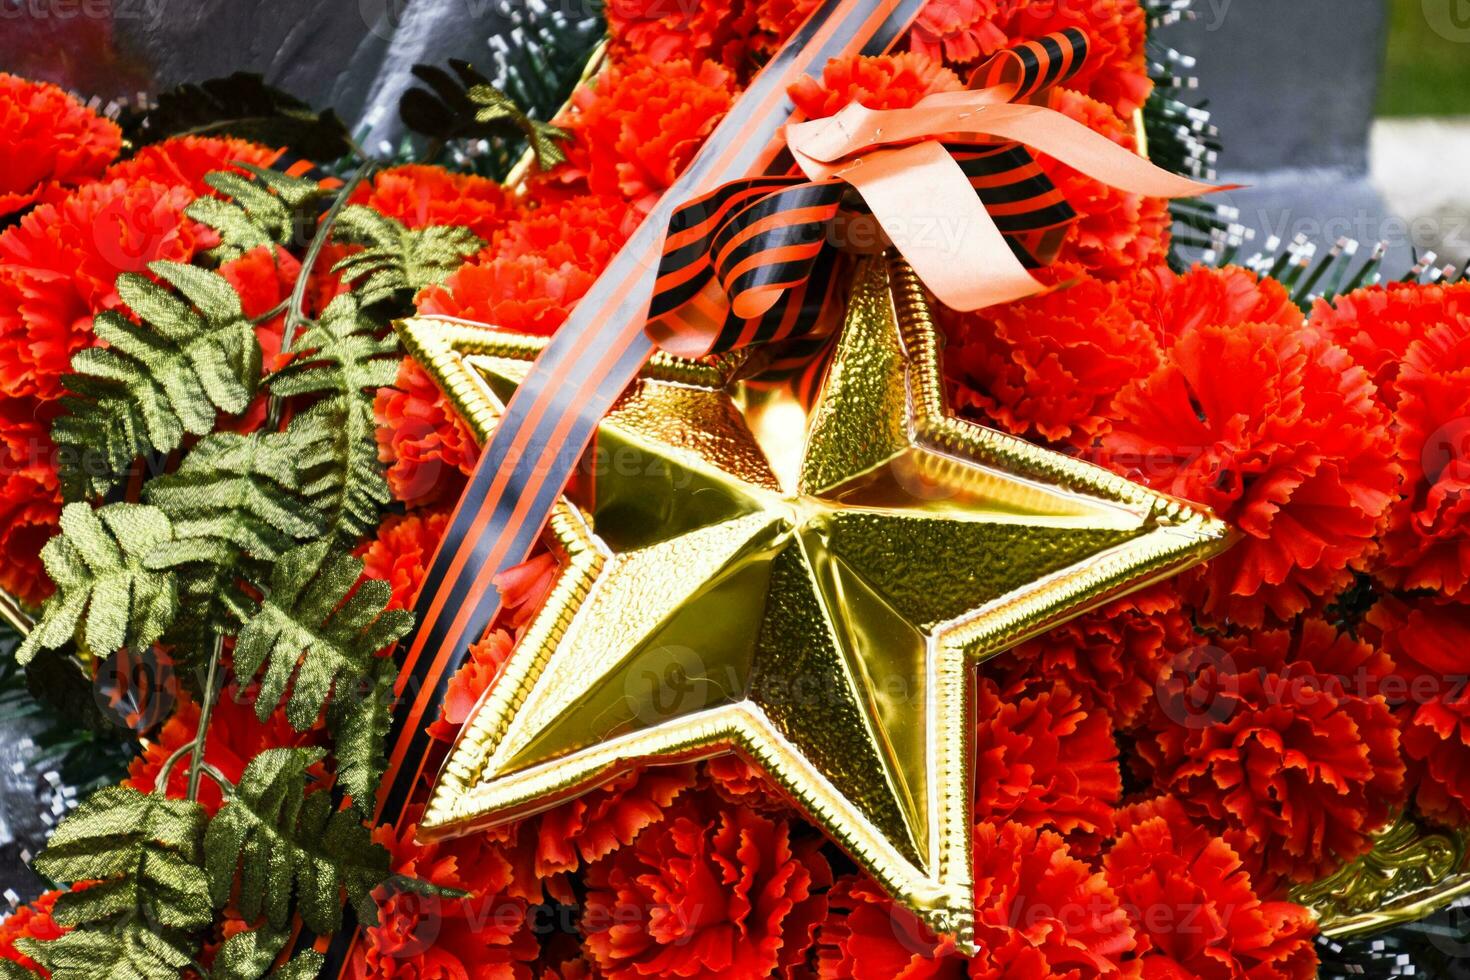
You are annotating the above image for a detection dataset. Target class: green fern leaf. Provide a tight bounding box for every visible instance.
[32,786,210,943]
[330,206,483,307]
[269,950,326,980]
[35,787,210,931]
[140,429,328,652]
[466,81,568,171]
[269,292,403,400]
[229,541,412,729]
[327,655,395,812]
[54,262,261,499]
[0,959,39,979]
[270,293,401,544]
[204,747,388,934]
[286,399,391,549]
[399,59,569,177]
[187,164,328,263]
[210,927,286,980]
[121,73,353,162]
[18,922,198,980]
[145,430,326,557]
[210,926,324,980]
[17,504,178,665]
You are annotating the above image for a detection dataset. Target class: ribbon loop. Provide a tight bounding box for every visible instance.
[972,26,1092,101]
[648,27,1227,359]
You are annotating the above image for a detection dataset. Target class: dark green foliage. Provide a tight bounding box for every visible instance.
[228,541,412,730]
[399,59,569,177]
[120,73,353,161]
[186,165,329,263]
[204,748,389,934]
[22,787,210,979]
[17,504,178,665]
[485,0,605,122]
[330,206,484,308]
[54,263,261,499]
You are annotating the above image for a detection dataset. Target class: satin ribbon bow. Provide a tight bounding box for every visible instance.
[647,28,1225,360]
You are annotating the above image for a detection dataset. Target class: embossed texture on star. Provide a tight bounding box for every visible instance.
[397,256,1232,947]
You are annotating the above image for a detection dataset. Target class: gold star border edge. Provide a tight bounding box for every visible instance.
[395,255,1235,947]
[882,259,1234,654]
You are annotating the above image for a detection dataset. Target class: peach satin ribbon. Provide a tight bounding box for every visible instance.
[781,90,1230,315]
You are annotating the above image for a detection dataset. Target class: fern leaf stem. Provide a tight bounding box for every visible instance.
[153,741,194,793]
[267,161,376,431]
[186,633,224,801]
[249,296,291,326]
[0,588,33,636]
[503,38,607,192]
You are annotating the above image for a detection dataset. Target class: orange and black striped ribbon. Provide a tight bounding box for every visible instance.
[648,28,1090,357]
[973,25,1090,96]
[314,0,929,973]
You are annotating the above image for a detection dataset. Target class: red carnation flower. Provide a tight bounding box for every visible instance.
[815,876,964,979]
[127,693,319,815]
[374,356,481,506]
[0,177,206,400]
[817,822,1135,978]
[1309,280,1470,406]
[910,0,1007,65]
[972,677,1120,850]
[1043,89,1170,279]
[0,397,61,605]
[0,73,120,216]
[749,0,826,56]
[1128,262,1301,345]
[432,628,515,743]
[488,191,637,272]
[970,820,1136,978]
[1376,313,1470,600]
[1105,796,1319,979]
[412,191,636,342]
[415,253,602,336]
[533,765,697,884]
[356,813,540,979]
[582,794,831,979]
[704,754,795,811]
[104,135,285,198]
[349,163,513,241]
[604,0,758,73]
[360,508,452,612]
[944,263,1160,448]
[0,888,69,973]
[1368,596,1470,824]
[998,0,1151,116]
[559,58,736,211]
[788,51,963,119]
[1138,619,1404,883]
[990,583,1196,729]
[1102,317,1399,626]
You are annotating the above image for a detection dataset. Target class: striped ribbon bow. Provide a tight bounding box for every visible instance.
[647,28,1223,359]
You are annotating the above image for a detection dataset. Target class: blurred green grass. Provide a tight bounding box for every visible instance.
[1379,0,1470,116]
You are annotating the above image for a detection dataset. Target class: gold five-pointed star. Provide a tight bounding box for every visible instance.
[398,255,1231,949]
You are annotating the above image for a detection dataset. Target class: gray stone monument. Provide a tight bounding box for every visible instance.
[1163,0,1417,272]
